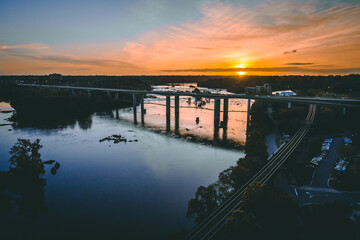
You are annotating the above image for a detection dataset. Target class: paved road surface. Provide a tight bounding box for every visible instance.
[293,186,360,205]
[310,137,342,188]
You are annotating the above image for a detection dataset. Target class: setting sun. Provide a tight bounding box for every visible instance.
[235,64,246,68]
[237,71,246,75]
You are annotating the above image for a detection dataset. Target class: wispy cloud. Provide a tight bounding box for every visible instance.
[285,62,314,65]
[284,50,297,54]
[161,66,360,74]
[0,43,140,74]
[120,0,360,75]
[1,0,360,75]
[0,43,49,50]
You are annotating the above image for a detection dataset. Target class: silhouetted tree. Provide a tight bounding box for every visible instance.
[222,210,262,240]
[0,138,60,218]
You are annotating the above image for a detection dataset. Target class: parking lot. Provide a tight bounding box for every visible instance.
[310,137,342,187]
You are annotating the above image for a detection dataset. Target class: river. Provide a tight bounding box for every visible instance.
[0,84,247,239]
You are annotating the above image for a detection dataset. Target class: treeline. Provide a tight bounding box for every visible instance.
[332,134,360,191]
[186,101,273,223]
[313,106,360,134]
[1,74,359,97]
[198,74,360,97]
[0,78,151,129]
[0,75,151,90]
[0,75,206,85]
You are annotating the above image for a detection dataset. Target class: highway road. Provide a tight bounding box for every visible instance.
[183,104,316,240]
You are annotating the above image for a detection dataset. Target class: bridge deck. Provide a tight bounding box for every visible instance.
[18,83,360,108]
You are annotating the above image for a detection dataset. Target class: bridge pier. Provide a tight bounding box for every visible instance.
[71,89,76,96]
[115,92,119,101]
[141,94,145,125]
[267,102,272,114]
[246,99,251,136]
[133,94,137,125]
[288,102,292,108]
[115,108,119,119]
[222,98,229,141]
[107,91,110,97]
[342,107,346,115]
[166,96,171,132]
[175,96,180,133]
[214,99,221,139]
[87,90,91,97]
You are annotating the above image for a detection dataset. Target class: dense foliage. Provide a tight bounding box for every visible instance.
[0,77,151,129]
[186,101,272,223]
[199,74,360,97]
[220,183,358,240]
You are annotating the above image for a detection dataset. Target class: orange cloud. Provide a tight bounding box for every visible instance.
[117,1,360,75]
[1,1,360,75]
[0,43,49,51]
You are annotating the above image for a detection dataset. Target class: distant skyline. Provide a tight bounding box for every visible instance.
[1,0,359,75]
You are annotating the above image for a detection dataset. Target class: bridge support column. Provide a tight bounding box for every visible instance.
[267,102,272,114]
[166,96,171,132]
[288,102,292,108]
[214,99,221,139]
[115,92,119,101]
[115,108,119,119]
[107,91,110,97]
[71,89,76,96]
[133,94,137,125]
[175,96,180,133]
[87,90,91,97]
[141,94,145,125]
[246,99,251,136]
[223,98,229,140]
[342,107,346,115]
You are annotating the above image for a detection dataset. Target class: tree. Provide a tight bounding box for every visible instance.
[0,138,60,218]
[186,184,220,223]
[9,138,45,177]
[241,182,299,240]
[221,210,262,240]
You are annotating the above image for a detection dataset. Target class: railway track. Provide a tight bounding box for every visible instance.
[184,104,316,240]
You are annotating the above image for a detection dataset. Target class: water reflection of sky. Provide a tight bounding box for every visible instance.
[118,83,249,145]
[0,102,244,239]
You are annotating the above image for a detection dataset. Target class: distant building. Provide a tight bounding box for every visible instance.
[245,83,271,95]
[272,90,296,96]
[49,73,62,81]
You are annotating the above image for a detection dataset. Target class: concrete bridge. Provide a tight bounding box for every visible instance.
[18,83,360,139]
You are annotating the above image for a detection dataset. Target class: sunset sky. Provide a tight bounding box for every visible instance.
[0,0,359,75]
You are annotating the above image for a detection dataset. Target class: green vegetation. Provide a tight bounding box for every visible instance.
[220,183,358,240]
[331,135,360,190]
[199,74,360,97]
[274,106,307,135]
[0,139,60,218]
[313,107,360,134]
[186,101,272,223]
[1,74,359,97]
[0,78,151,129]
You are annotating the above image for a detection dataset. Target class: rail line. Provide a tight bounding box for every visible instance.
[184,104,316,240]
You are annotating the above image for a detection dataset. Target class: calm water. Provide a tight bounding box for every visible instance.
[0,85,246,240]
[119,84,249,145]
